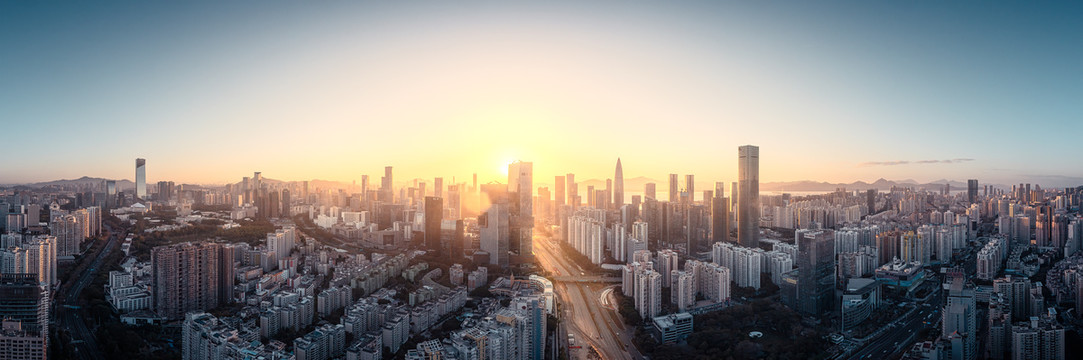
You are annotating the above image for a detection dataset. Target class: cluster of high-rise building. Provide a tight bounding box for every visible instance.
[0,274,50,360]
[5,149,1083,360]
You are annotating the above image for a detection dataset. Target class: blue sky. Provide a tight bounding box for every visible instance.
[2,1,1081,186]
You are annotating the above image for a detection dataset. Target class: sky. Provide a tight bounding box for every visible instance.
[2,1,1082,187]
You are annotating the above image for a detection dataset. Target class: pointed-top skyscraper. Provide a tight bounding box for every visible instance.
[614,158,624,208]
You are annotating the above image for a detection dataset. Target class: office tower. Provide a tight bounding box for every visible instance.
[359,175,368,197]
[537,187,551,221]
[840,278,880,331]
[508,161,533,260]
[738,145,760,247]
[480,184,510,267]
[967,179,979,204]
[105,180,117,208]
[796,229,835,318]
[554,176,566,208]
[445,219,465,260]
[685,174,695,204]
[712,195,729,244]
[566,173,577,208]
[435,177,443,198]
[253,171,263,193]
[381,166,394,202]
[267,190,280,218]
[604,179,612,210]
[731,181,738,213]
[668,174,678,202]
[645,183,656,200]
[241,176,251,204]
[866,189,877,215]
[613,158,624,209]
[0,274,49,360]
[447,185,462,219]
[135,158,147,200]
[425,197,443,250]
[158,181,174,202]
[281,189,291,216]
[152,242,224,320]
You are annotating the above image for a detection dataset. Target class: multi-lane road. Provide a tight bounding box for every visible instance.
[534,235,643,360]
[56,224,121,360]
[848,288,943,360]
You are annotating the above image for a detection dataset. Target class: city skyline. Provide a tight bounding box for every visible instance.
[3,2,1083,185]
[4,2,1083,360]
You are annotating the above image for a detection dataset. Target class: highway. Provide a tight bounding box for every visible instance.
[534,235,643,360]
[849,288,943,360]
[56,224,120,360]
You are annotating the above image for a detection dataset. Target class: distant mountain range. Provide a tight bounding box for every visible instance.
[8,176,136,190]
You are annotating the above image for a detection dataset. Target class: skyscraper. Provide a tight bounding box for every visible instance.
[668,174,678,203]
[508,161,533,260]
[158,181,174,202]
[566,173,577,208]
[434,177,443,198]
[380,166,394,202]
[685,174,694,204]
[645,183,656,200]
[737,145,760,248]
[480,184,510,267]
[425,197,443,250]
[614,158,624,209]
[105,180,117,209]
[135,158,147,200]
[866,189,877,215]
[967,179,979,204]
[796,229,834,318]
[711,195,729,244]
[281,189,291,217]
[554,175,566,208]
[0,274,49,360]
[252,172,263,194]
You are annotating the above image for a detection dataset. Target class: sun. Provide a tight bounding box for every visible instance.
[500,159,512,177]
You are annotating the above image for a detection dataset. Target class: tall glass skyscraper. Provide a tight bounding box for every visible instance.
[796,229,835,318]
[135,158,146,200]
[508,161,533,260]
[614,158,624,208]
[737,145,759,247]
